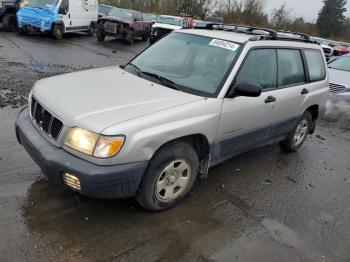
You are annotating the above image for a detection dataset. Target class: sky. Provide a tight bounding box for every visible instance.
[264,0,350,22]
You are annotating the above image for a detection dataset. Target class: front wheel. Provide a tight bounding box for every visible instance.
[3,13,17,32]
[136,141,199,211]
[51,24,63,40]
[96,23,105,41]
[280,111,312,152]
[125,30,134,45]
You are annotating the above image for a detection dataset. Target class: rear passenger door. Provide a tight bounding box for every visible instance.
[266,48,308,139]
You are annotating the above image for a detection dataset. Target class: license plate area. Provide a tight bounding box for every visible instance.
[104,22,117,34]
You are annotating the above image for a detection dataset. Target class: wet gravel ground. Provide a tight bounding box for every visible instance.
[1,31,350,262]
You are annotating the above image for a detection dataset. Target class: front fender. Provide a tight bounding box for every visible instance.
[102,98,222,165]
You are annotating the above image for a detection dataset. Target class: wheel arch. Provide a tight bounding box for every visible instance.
[148,134,211,176]
[304,104,319,134]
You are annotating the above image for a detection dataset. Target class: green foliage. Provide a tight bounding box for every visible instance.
[317,0,347,38]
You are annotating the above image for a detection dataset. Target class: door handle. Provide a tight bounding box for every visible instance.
[301,88,309,95]
[265,96,276,103]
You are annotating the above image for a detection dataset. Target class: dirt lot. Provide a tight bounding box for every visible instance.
[0,31,350,262]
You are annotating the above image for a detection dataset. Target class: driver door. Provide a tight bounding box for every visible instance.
[214,49,278,163]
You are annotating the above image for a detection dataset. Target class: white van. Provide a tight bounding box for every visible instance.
[17,0,98,39]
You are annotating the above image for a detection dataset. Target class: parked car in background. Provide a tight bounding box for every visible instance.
[332,45,350,56]
[17,0,98,40]
[142,12,156,23]
[0,0,20,31]
[311,37,334,61]
[150,14,193,44]
[16,28,328,211]
[98,4,113,17]
[203,16,224,25]
[96,7,151,45]
[328,55,350,95]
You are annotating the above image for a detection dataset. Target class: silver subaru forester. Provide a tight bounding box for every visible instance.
[16,27,329,211]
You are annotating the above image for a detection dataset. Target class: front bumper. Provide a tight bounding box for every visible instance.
[15,108,148,199]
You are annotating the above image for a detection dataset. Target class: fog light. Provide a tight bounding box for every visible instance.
[63,173,81,191]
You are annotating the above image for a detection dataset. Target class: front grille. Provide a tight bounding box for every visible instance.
[30,98,63,140]
[329,83,346,93]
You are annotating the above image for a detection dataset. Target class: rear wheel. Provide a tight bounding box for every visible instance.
[280,111,312,152]
[87,23,95,36]
[136,141,199,211]
[3,13,17,32]
[52,24,63,40]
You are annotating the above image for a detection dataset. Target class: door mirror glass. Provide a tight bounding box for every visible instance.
[232,83,262,97]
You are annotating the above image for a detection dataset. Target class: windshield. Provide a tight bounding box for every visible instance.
[109,8,133,20]
[27,0,58,8]
[143,13,155,21]
[99,5,112,15]
[128,32,240,96]
[328,56,350,71]
[156,16,184,26]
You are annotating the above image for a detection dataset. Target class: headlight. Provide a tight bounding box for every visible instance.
[64,127,125,158]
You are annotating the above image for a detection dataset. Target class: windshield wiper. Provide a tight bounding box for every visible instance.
[127,63,142,76]
[141,71,181,91]
[127,63,181,91]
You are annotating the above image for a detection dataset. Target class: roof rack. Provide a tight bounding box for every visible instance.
[192,23,314,43]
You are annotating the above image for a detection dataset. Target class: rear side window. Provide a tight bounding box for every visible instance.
[235,49,277,90]
[304,50,326,82]
[277,49,305,87]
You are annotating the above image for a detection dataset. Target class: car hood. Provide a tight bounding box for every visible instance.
[101,15,132,24]
[32,67,201,134]
[329,68,350,86]
[152,23,182,30]
[328,68,350,96]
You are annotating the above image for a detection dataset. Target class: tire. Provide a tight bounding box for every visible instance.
[87,23,95,36]
[142,32,149,41]
[18,27,27,35]
[96,23,105,42]
[280,111,313,152]
[125,30,134,45]
[136,141,199,211]
[52,24,63,40]
[3,13,17,32]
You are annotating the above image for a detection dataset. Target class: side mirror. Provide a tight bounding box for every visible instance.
[231,83,262,97]
[133,18,138,22]
[59,8,68,15]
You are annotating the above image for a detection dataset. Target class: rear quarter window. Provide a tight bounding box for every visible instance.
[304,50,326,82]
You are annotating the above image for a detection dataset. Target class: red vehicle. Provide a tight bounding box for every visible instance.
[332,45,350,56]
[96,7,151,45]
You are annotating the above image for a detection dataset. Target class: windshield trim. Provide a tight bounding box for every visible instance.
[125,32,243,98]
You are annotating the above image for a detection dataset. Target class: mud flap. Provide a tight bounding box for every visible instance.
[199,154,211,179]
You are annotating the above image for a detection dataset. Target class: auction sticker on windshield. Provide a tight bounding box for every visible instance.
[209,39,239,52]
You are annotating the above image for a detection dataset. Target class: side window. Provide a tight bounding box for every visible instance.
[277,49,305,87]
[304,50,326,82]
[60,0,69,14]
[235,49,277,90]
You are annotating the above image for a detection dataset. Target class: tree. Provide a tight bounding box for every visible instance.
[317,0,347,37]
[271,4,291,30]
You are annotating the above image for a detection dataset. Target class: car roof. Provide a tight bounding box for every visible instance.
[180,29,252,43]
[179,29,321,49]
